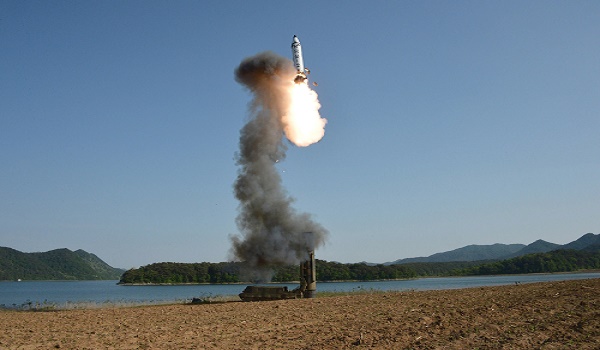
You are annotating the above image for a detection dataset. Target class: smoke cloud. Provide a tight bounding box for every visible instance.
[230,51,328,280]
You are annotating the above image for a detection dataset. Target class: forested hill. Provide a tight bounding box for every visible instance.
[385,233,600,265]
[455,246,600,276]
[0,247,124,280]
[118,260,423,284]
[386,243,525,265]
[118,248,600,284]
[119,233,600,284]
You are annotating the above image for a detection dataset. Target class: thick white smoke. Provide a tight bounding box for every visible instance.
[230,52,328,281]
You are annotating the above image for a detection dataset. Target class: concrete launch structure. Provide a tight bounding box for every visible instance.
[291,35,308,84]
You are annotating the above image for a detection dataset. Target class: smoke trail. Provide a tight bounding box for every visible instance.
[230,52,328,280]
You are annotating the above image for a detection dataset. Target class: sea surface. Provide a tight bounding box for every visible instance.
[2,272,599,309]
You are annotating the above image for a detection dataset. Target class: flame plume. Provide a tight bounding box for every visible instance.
[283,83,327,147]
[230,52,328,281]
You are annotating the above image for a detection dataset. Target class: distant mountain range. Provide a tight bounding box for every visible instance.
[2,233,598,281]
[0,247,124,281]
[384,233,599,265]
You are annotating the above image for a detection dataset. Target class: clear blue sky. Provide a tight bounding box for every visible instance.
[2,1,599,268]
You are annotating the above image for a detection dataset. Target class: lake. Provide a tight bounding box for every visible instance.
[2,272,599,309]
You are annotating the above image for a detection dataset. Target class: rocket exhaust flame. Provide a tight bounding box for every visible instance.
[230,51,328,281]
[283,83,326,147]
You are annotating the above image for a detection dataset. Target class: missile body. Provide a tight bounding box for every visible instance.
[291,35,307,84]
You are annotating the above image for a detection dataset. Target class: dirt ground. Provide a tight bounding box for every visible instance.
[1,278,598,349]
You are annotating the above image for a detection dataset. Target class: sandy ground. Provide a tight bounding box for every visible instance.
[1,278,598,349]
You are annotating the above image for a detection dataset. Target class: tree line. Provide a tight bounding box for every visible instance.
[118,260,418,284]
[454,248,600,276]
[118,248,599,284]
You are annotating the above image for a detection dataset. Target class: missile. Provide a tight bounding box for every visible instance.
[291,35,308,84]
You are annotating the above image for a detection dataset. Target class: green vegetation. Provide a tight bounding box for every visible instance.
[118,262,240,284]
[119,249,600,284]
[390,243,526,264]
[0,247,124,280]
[454,248,600,276]
[401,261,489,276]
[6,233,596,283]
[271,260,417,282]
[119,260,419,284]
[310,260,416,281]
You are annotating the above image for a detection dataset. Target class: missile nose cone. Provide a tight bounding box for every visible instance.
[293,35,299,43]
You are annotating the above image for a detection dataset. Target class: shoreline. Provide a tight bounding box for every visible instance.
[2,278,598,349]
[117,269,600,285]
[4,269,600,285]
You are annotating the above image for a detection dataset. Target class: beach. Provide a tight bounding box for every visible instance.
[1,278,598,349]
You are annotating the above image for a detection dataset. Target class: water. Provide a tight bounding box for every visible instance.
[1,272,599,309]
